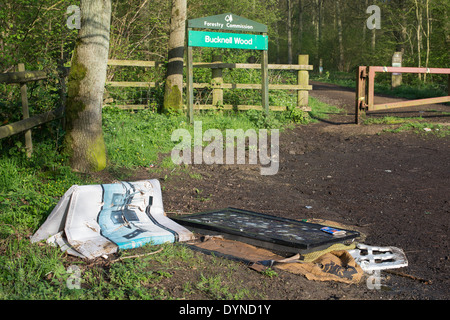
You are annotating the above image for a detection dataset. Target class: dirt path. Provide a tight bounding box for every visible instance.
[130,81,449,300]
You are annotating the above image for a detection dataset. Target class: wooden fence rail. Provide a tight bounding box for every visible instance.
[103,55,313,111]
[0,70,47,84]
[189,54,312,112]
[1,57,313,155]
[0,64,60,157]
[0,107,64,140]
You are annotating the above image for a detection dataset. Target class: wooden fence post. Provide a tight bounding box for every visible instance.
[211,55,223,107]
[367,66,376,112]
[186,28,194,123]
[18,63,33,157]
[355,66,367,124]
[261,35,269,115]
[297,55,309,110]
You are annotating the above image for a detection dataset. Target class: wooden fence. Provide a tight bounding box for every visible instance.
[1,57,313,156]
[190,54,312,112]
[0,64,65,157]
[104,55,313,112]
[104,59,157,110]
[0,59,137,157]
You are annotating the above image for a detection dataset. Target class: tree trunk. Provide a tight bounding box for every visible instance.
[275,22,280,64]
[64,0,111,173]
[415,0,423,80]
[336,0,344,72]
[363,0,368,44]
[163,0,186,113]
[424,0,430,82]
[392,0,407,54]
[286,0,293,64]
[313,0,319,62]
[314,0,323,64]
[371,0,377,53]
[297,0,303,55]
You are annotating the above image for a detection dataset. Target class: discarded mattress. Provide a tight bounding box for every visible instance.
[171,207,360,254]
[31,179,194,259]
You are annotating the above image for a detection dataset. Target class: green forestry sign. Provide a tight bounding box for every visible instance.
[186,13,269,123]
[188,30,268,50]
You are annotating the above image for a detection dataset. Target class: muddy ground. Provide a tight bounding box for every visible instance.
[118,81,449,300]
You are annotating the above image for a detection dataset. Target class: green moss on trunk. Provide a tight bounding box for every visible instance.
[66,48,88,125]
[87,134,107,172]
[163,82,182,113]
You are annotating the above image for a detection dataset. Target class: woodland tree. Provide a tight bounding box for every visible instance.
[64,0,111,172]
[163,0,187,112]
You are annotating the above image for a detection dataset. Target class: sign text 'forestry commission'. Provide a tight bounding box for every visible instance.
[188,13,268,33]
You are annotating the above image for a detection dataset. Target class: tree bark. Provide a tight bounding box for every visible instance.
[297,0,303,55]
[64,0,111,173]
[313,0,323,64]
[392,0,407,54]
[163,0,186,113]
[424,0,430,82]
[336,0,344,72]
[371,0,377,53]
[415,0,423,80]
[286,0,293,64]
[363,0,368,44]
[275,22,281,64]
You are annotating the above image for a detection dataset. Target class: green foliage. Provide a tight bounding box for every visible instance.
[196,273,250,299]
[0,0,79,70]
[261,268,278,278]
[0,158,20,193]
[307,96,342,121]
[1,0,78,126]
[387,122,450,137]
[102,107,185,168]
[0,0,448,301]
[0,140,85,233]
[362,115,450,137]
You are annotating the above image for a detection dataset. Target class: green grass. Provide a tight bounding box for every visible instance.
[363,116,423,125]
[386,121,450,137]
[362,116,450,137]
[0,238,259,299]
[308,97,342,120]
[0,96,339,300]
